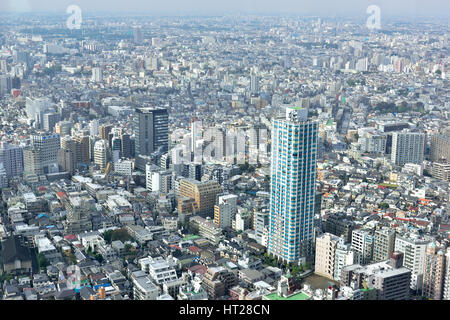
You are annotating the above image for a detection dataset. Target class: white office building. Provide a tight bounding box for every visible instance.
[91,67,103,82]
[139,256,178,285]
[351,229,374,265]
[394,235,429,291]
[333,239,355,281]
[94,140,108,170]
[213,194,238,229]
[114,159,134,176]
[133,275,160,300]
[25,97,54,129]
[443,248,450,300]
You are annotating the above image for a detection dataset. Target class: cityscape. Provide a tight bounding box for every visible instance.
[0,0,449,305]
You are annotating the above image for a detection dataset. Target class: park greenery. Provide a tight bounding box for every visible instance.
[262,253,311,278]
[103,228,134,244]
[239,163,256,173]
[374,101,425,114]
[37,252,49,271]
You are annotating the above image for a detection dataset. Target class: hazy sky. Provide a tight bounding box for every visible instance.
[1,0,450,17]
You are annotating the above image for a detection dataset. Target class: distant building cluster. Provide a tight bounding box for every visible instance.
[0,13,449,301]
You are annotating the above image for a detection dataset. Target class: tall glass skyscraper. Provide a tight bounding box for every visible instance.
[268,106,318,264]
[134,107,169,157]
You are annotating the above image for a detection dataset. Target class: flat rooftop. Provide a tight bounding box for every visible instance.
[264,291,310,301]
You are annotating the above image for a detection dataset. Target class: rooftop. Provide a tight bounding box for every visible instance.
[264,291,310,301]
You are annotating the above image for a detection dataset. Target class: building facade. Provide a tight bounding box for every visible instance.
[179,178,222,217]
[373,227,396,262]
[422,242,446,300]
[268,106,318,264]
[0,141,23,178]
[314,233,340,279]
[134,107,169,157]
[394,235,429,291]
[391,131,425,166]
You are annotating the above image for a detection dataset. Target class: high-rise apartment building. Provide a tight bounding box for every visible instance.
[254,211,269,247]
[61,135,77,156]
[89,119,99,137]
[0,141,23,178]
[145,164,172,194]
[146,164,161,192]
[250,73,259,94]
[430,134,450,163]
[359,133,387,154]
[201,267,238,299]
[190,119,202,154]
[74,135,90,165]
[133,26,144,44]
[443,248,450,300]
[99,124,113,141]
[25,97,54,129]
[91,67,103,82]
[391,131,425,166]
[55,121,74,136]
[120,133,132,159]
[422,242,446,300]
[431,162,450,182]
[94,140,108,170]
[179,178,222,218]
[57,149,75,175]
[315,233,341,279]
[323,212,355,243]
[394,235,429,291]
[64,196,94,234]
[373,227,396,262]
[268,106,318,264]
[189,163,202,181]
[23,147,42,176]
[24,133,60,175]
[43,112,61,132]
[334,239,355,281]
[160,153,171,170]
[351,229,374,265]
[213,194,238,229]
[0,163,7,188]
[0,74,11,96]
[340,254,411,300]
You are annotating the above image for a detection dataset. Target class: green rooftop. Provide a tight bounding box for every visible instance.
[378,183,398,188]
[289,106,304,110]
[183,235,200,241]
[264,292,310,301]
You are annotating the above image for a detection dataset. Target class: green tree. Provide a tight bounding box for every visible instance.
[239,163,250,172]
[94,254,104,263]
[188,221,199,234]
[379,202,389,209]
[67,253,77,265]
[103,228,133,244]
[37,253,49,271]
[103,230,113,244]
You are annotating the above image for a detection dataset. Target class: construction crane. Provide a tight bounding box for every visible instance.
[104,162,112,175]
